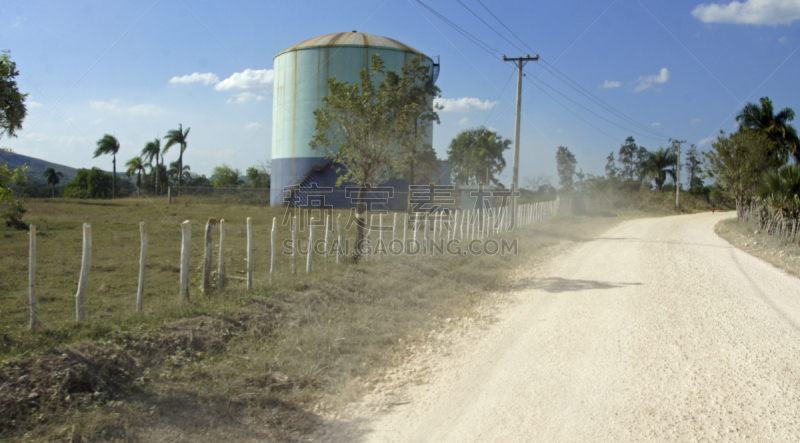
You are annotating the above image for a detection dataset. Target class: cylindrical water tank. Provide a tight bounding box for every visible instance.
[271,32,435,206]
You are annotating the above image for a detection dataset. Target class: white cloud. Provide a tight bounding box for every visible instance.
[24,132,86,146]
[215,69,274,91]
[692,0,800,25]
[228,92,266,104]
[634,68,670,92]
[245,122,263,129]
[779,35,789,43]
[691,118,703,126]
[434,97,497,113]
[128,104,164,115]
[169,72,220,85]
[458,117,469,125]
[90,100,164,115]
[651,122,662,127]
[27,101,43,108]
[698,136,716,146]
[556,129,564,133]
[600,80,621,89]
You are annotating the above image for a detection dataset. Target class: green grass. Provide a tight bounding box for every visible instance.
[0,196,624,441]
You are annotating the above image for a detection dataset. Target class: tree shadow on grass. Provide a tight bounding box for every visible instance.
[508,277,642,293]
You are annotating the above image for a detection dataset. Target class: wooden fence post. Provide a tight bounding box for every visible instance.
[246,217,253,290]
[291,216,297,275]
[202,218,217,294]
[378,213,384,258]
[424,214,429,255]
[75,223,91,321]
[218,219,226,291]
[325,213,330,268]
[307,218,315,273]
[270,217,276,284]
[336,213,342,264]
[403,213,408,254]
[168,186,172,204]
[137,222,147,312]
[180,220,191,302]
[29,225,37,331]
[392,213,397,245]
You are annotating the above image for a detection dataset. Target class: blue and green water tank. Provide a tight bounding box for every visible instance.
[270,32,438,207]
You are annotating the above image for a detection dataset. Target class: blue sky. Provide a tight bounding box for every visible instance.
[3,0,800,187]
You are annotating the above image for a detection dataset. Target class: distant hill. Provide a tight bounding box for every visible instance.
[0,150,80,184]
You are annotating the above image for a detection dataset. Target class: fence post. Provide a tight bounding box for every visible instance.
[424,214,429,255]
[291,216,297,275]
[180,220,191,302]
[378,213,384,258]
[218,219,226,291]
[203,218,217,294]
[270,217,276,284]
[246,217,253,290]
[75,223,91,321]
[325,213,330,268]
[403,213,408,254]
[307,218,315,273]
[168,186,172,204]
[392,213,397,245]
[137,222,147,312]
[29,225,37,331]
[336,213,342,264]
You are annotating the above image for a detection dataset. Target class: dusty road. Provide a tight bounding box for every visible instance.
[341,212,800,442]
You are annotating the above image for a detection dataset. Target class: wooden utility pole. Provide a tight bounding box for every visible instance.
[504,54,539,220]
[670,138,685,210]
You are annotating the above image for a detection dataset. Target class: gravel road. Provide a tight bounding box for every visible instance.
[349,212,800,442]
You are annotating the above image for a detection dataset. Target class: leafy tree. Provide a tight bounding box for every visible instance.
[211,163,243,188]
[447,127,510,185]
[605,152,617,179]
[644,147,676,192]
[618,136,638,182]
[141,138,163,195]
[246,165,270,188]
[168,160,191,185]
[555,146,577,192]
[634,145,650,184]
[93,134,120,199]
[757,164,800,218]
[164,123,190,191]
[310,53,435,261]
[684,144,704,193]
[64,167,115,199]
[736,96,799,163]
[0,50,27,139]
[43,167,63,198]
[125,156,145,196]
[1,160,27,228]
[704,130,782,215]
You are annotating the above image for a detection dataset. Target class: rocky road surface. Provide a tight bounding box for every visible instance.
[317,212,800,442]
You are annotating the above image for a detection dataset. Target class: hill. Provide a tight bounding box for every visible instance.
[0,149,80,184]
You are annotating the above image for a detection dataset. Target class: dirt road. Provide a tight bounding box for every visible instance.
[342,212,800,442]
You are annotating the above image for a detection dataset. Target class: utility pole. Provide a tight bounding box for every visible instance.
[670,138,685,210]
[504,54,538,220]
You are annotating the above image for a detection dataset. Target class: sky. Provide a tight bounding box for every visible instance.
[3,0,800,188]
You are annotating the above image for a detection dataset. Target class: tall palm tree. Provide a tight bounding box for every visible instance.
[125,156,145,196]
[141,138,162,195]
[43,167,63,198]
[758,164,800,218]
[644,147,676,192]
[164,124,190,194]
[93,134,120,199]
[168,160,190,184]
[736,96,800,163]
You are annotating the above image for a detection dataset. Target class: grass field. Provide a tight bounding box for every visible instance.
[1,196,624,441]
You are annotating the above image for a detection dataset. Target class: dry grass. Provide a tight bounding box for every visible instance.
[0,196,624,441]
[715,218,800,279]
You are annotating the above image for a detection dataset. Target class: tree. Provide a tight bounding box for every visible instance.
[618,136,638,182]
[757,164,800,218]
[555,146,577,192]
[141,138,162,195]
[605,152,617,179]
[164,123,190,192]
[168,160,191,184]
[64,167,115,199]
[447,127,510,186]
[125,156,145,196]
[1,50,27,139]
[634,146,650,185]
[43,167,63,198]
[310,53,436,261]
[644,147,676,192]
[1,160,27,228]
[93,134,120,199]
[684,144,704,193]
[704,130,782,217]
[211,163,243,188]
[246,165,270,188]
[736,96,799,163]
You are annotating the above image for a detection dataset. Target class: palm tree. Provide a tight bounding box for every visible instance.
[125,156,145,196]
[164,124,190,194]
[736,96,800,163]
[758,164,800,218]
[43,167,63,198]
[93,134,120,199]
[168,160,190,184]
[644,147,676,192]
[141,138,162,195]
